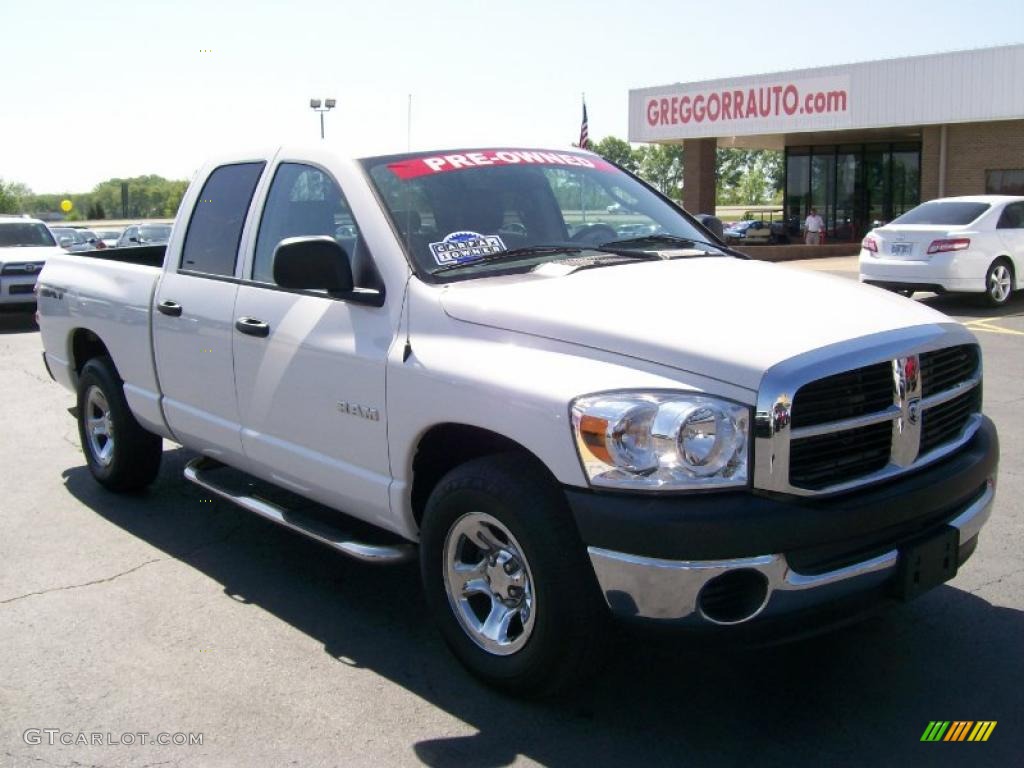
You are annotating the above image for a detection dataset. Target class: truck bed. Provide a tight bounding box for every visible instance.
[74,244,166,269]
[36,251,168,437]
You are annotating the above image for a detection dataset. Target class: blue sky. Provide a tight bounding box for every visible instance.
[1,0,1020,191]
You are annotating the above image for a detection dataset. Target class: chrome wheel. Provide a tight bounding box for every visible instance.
[85,385,115,467]
[443,511,536,656]
[989,264,1012,304]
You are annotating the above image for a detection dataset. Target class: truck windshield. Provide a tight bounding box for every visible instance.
[362,148,716,278]
[0,223,57,247]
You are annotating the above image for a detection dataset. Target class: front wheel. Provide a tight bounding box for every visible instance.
[76,356,163,491]
[984,259,1014,307]
[419,454,608,696]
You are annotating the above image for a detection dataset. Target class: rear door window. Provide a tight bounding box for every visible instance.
[180,162,265,276]
[996,202,1024,229]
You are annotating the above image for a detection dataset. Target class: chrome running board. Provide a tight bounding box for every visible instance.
[184,456,415,565]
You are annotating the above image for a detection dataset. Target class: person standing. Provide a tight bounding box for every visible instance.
[804,209,824,245]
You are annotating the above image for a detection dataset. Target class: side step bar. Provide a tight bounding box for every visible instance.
[184,456,415,565]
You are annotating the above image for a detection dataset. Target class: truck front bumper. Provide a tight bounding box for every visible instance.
[566,416,998,626]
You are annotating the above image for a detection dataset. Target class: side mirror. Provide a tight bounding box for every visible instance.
[273,236,353,294]
[129,236,139,243]
[58,236,73,247]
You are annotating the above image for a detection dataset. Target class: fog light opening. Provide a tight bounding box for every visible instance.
[697,569,770,625]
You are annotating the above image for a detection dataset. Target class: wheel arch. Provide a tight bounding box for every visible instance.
[70,327,113,376]
[409,422,561,529]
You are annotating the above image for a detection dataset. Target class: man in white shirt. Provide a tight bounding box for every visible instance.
[804,209,824,245]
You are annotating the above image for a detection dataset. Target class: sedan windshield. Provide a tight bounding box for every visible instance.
[0,223,56,247]
[362,148,721,279]
[139,225,171,241]
[891,201,990,226]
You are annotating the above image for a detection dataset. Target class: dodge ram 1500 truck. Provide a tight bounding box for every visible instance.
[37,146,999,695]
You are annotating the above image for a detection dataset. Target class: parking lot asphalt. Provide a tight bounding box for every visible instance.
[1,263,1022,767]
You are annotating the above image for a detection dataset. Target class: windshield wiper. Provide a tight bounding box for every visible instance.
[432,245,587,274]
[600,233,726,252]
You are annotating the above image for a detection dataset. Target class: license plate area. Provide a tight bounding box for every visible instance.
[890,242,913,257]
[895,526,960,601]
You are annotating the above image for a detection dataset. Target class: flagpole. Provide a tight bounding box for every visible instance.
[580,93,587,225]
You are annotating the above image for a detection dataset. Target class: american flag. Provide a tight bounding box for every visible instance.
[578,100,589,150]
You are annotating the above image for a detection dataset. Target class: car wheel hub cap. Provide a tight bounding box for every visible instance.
[990,266,1011,301]
[443,512,536,656]
[85,386,115,467]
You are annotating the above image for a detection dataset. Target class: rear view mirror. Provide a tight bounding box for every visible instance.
[273,236,354,294]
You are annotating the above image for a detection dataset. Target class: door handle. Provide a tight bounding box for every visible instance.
[157,299,182,317]
[235,316,270,337]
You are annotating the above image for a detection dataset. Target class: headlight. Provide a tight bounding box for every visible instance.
[571,392,749,491]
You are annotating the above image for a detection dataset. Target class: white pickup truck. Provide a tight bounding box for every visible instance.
[37,146,999,695]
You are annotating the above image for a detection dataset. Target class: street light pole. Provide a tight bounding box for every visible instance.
[309,98,336,140]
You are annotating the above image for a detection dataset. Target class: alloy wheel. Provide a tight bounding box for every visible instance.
[442,511,536,656]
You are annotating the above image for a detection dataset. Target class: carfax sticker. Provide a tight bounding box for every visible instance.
[429,231,506,266]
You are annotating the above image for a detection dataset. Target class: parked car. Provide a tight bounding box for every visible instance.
[860,195,1024,306]
[724,219,773,244]
[94,229,123,248]
[37,146,998,696]
[0,217,64,306]
[116,223,172,247]
[50,227,98,252]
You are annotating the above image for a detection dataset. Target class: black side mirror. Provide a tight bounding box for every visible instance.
[273,236,353,294]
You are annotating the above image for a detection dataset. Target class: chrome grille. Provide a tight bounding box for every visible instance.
[788,422,892,491]
[920,387,981,455]
[920,345,979,397]
[790,361,892,429]
[1,261,45,275]
[754,326,983,497]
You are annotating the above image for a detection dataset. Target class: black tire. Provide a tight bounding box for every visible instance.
[889,287,914,298]
[983,258,1014,307]
[76,356,162,491]
[420,454,609,696]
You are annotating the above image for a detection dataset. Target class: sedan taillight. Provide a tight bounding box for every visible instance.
[861,236,878,253]
[927,238,970,254]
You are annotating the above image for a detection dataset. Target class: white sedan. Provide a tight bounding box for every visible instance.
[859,195,1024,306]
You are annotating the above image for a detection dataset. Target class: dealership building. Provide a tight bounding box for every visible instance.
[629,44,1024,240]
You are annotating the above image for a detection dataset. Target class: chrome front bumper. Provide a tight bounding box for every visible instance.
[588,478,995,625]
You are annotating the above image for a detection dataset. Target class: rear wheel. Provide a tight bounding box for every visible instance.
[984,259,1014,307]
[419,454,608,696]
[76,356,162,491]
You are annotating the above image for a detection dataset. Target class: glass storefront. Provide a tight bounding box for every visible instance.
[785,142,920,241]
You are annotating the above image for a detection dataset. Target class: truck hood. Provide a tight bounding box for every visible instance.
[0,245,64,262]
[439,257,955,391]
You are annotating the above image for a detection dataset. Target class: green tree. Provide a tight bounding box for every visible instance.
[590,136,640,174]
[715,149,784,205]
[88,176,188,219]
[0,179,32,214]
[639,144,685,199]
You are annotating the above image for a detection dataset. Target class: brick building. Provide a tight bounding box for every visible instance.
[629,45,1024,241]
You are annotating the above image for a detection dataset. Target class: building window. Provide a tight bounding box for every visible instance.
[784,142,921,240]
[986,169,1024,195]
